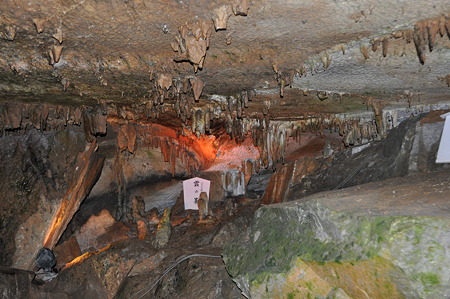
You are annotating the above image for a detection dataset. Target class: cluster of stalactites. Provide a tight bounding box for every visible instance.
[362,15,450,65]
[170,0,249,72]
[292,15,450,97]
[178,92,381,168]
[172,20,214,72]
[177,90,253,138]
[411,15,450,64]
[0,102,107,141]
[143,132,202,177]
[145,72,205,121]
[225,114,381,168]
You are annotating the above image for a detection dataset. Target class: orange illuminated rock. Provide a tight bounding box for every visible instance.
[117,123,137,153]
[261,163,295,205]
[43,141,105,250]
[137,220,148,240]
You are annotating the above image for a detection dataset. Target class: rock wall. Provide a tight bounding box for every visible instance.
[0,129,86,268]
[263,110,448,203]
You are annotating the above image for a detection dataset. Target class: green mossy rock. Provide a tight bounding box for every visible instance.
[223,171,450,299]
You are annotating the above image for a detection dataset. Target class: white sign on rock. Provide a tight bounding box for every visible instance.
[182,177,211,210]
[436,112,450,163]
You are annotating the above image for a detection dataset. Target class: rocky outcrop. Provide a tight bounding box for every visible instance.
[43,140,105,250]
[287,110,449,199]
[223,169,450,298]
[0,129,87,268]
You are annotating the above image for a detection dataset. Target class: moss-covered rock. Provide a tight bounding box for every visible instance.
[223,171,450,298]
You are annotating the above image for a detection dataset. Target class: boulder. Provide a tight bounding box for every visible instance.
[75,209,132,253]
[223,169,450,298]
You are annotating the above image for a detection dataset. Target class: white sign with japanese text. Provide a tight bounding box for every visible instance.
[182,177,211,210]
[436,112,450,163]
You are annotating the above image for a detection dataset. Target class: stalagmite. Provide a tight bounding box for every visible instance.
[197,192,209,221]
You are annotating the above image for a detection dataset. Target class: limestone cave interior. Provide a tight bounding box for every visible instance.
[1,0,450,298]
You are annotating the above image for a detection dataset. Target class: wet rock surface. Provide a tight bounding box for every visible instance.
[223,168,450,299]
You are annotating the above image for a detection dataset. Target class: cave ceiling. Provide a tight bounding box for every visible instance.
[1,0,450,119]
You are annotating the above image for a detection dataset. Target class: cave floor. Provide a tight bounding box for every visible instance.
[2,168,449,298]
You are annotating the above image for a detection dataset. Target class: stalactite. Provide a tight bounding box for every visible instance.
[360,45,370,60]
[242,91,249,108]
[413,21,428,64]
[371,39,379,52]
[426,19,440,52]
[195,109,204,137]
[236,96,243,118]
[117,123,138,154]
[382,39,389,57]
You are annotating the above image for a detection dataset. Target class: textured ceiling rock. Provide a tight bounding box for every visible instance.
[0,0,449,114]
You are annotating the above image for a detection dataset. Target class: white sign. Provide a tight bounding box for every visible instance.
[436,112,450,163]
[182,177,211,210]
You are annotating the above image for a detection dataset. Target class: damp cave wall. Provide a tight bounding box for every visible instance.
[290,111,448,200]
[0,128,86,267]
[0,111,210,269]
[0,104,448,268]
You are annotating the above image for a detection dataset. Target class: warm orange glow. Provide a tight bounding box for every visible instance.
[182,131,217,165]
[43,141,104,249]
[137,123,218,170]
[61,244,112,270]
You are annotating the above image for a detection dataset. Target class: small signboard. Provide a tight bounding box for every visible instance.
[436,112,450,163]
[182,177,211,210]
